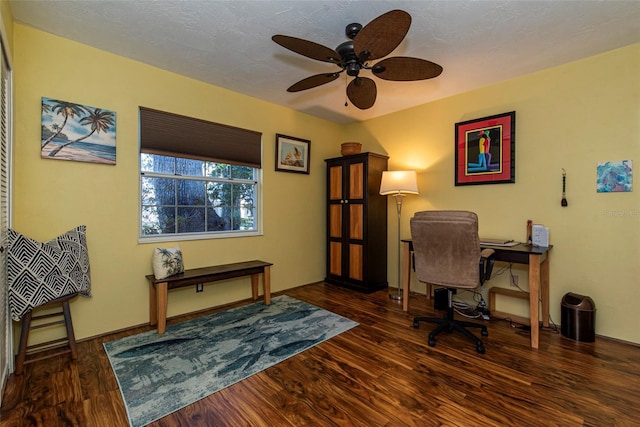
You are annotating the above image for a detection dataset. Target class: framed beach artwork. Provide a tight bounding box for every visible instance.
[41,97,116,164]
[275,133,310,174]
[455,111,516,186]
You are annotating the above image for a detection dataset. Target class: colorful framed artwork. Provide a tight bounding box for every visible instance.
[275,133,310,174]
[455,111,515,186]
[597,160,632,192]
[41,97,116,164]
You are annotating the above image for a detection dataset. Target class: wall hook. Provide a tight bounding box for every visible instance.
[561,168,568,207]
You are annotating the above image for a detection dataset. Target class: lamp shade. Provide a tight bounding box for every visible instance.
[379,171,419,195]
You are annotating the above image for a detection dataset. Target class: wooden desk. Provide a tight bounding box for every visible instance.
[401,240,551,349]
[146,260,272,334]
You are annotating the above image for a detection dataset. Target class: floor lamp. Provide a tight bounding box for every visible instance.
[379,170,419,300]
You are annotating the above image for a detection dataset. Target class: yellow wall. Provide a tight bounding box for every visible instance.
[347,43,640,344]
[13,24,346,340]
[11,17,640,345]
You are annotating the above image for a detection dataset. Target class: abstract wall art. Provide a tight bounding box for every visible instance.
[597,160,632,193]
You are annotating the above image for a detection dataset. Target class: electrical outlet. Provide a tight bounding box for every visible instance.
[510,275,519,287]
[196,283,204,293]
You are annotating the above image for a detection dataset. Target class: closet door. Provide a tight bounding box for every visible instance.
[0,42,13,385]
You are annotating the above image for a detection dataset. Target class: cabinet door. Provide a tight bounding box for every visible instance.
[328,164,343,276]
[346,161,364,281]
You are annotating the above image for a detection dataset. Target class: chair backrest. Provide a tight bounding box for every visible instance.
[410,210,481,289]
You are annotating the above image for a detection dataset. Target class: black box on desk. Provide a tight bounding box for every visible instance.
[434,288,449,310]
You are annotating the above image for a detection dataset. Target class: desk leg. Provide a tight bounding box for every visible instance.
[541,256,550,328]
[156,282,168,334]
[263,266,271,305]
[402,241,411,312]
[149,280,158,326]
[529,255,541,349]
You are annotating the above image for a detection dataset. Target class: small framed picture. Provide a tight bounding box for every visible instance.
[455,111,516,186]
[275,134,310,174]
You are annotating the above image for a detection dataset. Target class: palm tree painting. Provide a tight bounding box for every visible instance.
[41,97,116,164]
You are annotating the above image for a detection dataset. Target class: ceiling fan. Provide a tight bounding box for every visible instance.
[272,9,443,110]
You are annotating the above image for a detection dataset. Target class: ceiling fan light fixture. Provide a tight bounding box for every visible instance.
[346,62,360,76]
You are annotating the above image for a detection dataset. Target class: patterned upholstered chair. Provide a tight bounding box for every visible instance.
[410,211,494,353]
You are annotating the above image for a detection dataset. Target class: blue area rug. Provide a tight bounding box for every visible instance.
[103,295,358,427]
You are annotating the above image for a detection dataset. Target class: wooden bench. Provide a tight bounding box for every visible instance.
[146,260,272,334]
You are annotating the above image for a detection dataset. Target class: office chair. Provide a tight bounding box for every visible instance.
[410,210,495,354]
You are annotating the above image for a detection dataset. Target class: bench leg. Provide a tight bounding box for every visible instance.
[251,274,259,301]
[252,266,271,305]
[263,266,271,305]
[156,282,168,334]
[149,279,158,326]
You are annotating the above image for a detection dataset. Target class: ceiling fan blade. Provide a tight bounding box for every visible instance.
[347,77,377,110]
[372,57,443,81]
[272,35,340,64]
[354,10,411,61]
[287,73,340,92]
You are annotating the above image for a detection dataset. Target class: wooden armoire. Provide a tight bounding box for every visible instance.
[324,152,388,292]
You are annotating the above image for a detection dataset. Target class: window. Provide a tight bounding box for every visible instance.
[140,155,259,238]
[139,108,262,241]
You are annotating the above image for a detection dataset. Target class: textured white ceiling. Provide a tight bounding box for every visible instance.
[10,0,640,124]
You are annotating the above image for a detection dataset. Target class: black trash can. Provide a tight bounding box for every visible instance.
[561,292,596,342]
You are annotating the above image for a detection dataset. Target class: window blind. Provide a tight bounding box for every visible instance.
[139,107,262,168]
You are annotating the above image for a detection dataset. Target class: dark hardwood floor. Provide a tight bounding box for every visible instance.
[2,282,639,426]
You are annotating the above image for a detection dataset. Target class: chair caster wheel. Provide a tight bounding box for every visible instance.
[481,329,489,336]
[428,338,436,347]
[413,321,420,328]
[476,343,486,354]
